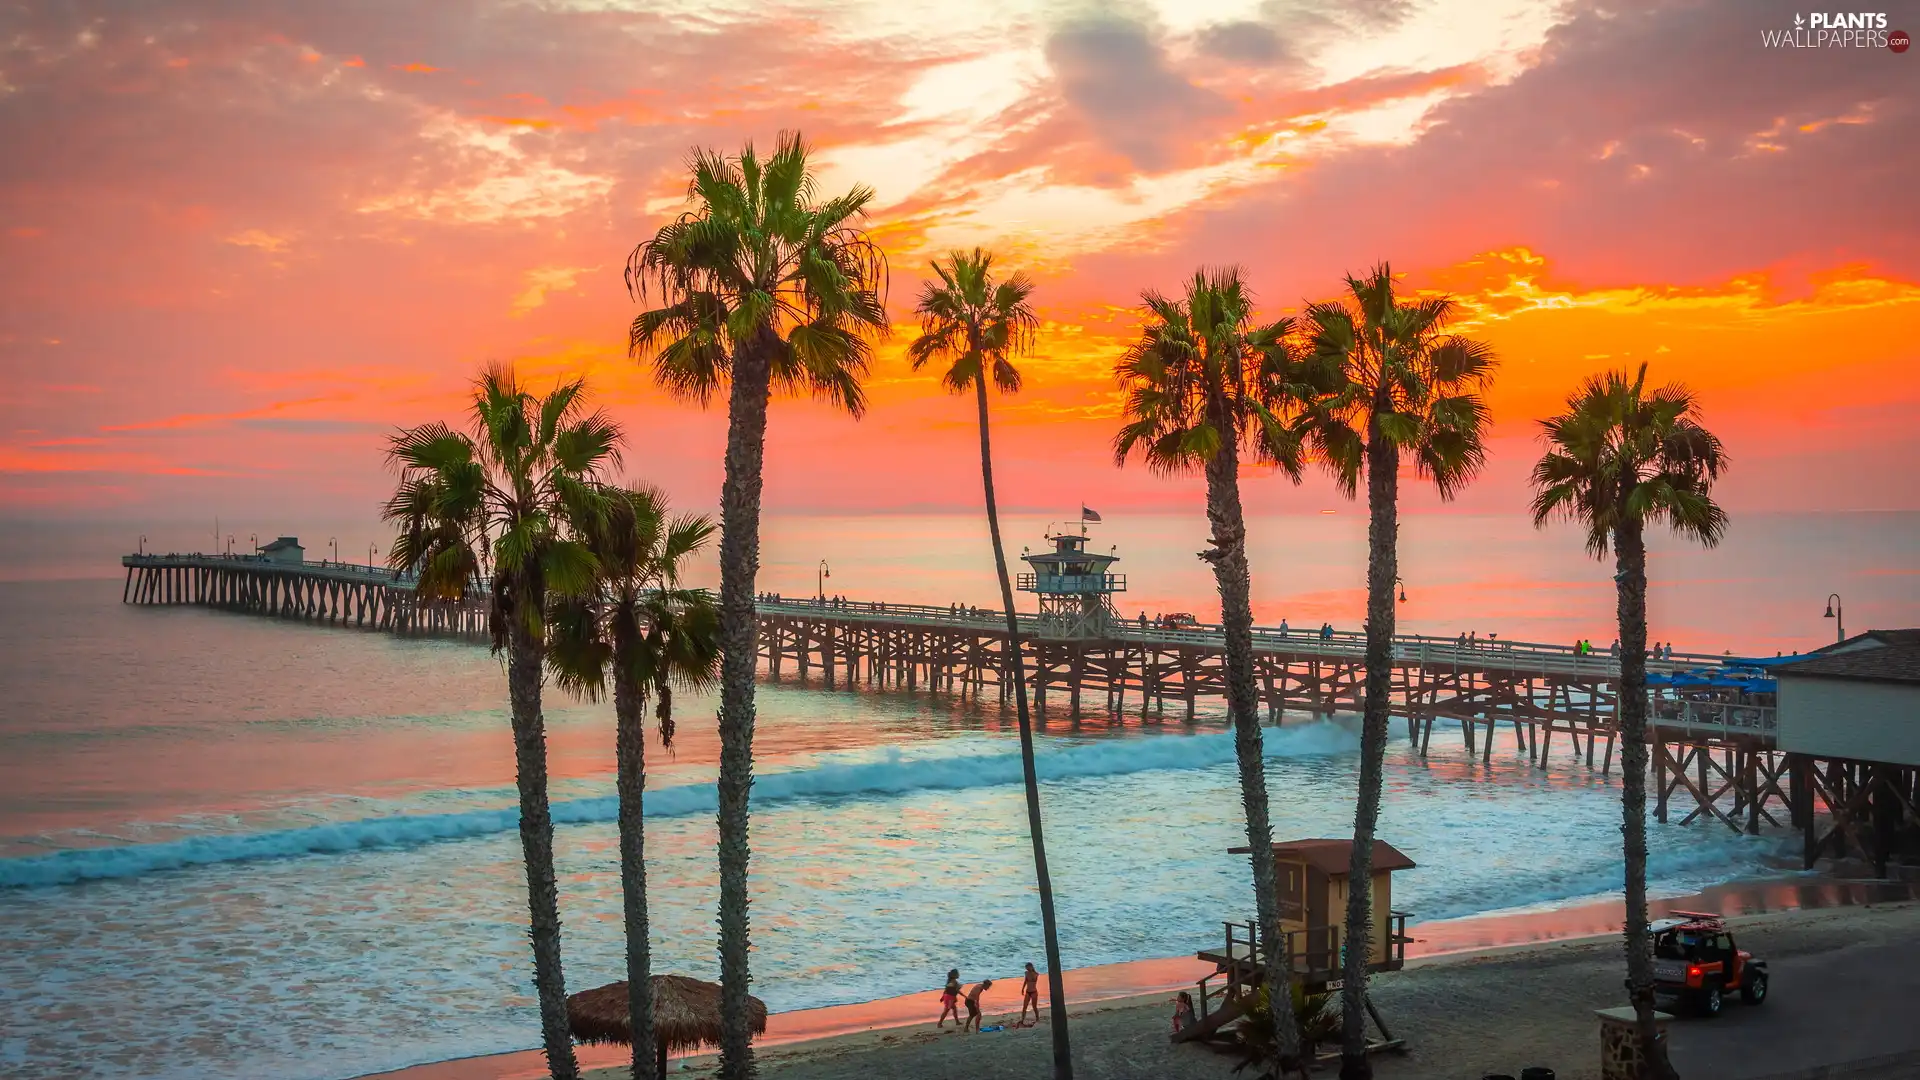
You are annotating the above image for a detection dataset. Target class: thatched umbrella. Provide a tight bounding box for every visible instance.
[568,975,769,1078]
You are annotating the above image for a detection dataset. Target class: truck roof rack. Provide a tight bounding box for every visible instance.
[1667,910,1725,924]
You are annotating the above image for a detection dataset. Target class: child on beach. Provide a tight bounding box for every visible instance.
[962,979,993,1033]
[1171,991,1196,1035]
[1018,963,1040,1025]
[937,969,962,1028]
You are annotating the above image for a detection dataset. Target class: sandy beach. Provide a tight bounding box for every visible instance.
[615,897,1920,1080]
[367,879,1920,1080]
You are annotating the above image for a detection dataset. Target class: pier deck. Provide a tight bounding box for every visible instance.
[120,555,1793,840]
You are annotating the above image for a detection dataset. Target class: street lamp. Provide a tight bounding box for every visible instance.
[1396,576,1408,604]
[226,535,234,556]
[1824,593,1844,644]
[817,559,831,603]
[249,533,257,558]
[329,537,338,564]
[369,542,379,569]
[138,534,147,555]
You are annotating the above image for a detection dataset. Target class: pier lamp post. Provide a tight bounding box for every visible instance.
[249,533,257,557]
[329,537,338,564]
[817,559,830,603]
[226,535,234,556]
[1824,593,1844,644]
[1396,576,1407,603]
[138,534,146,555]
[369,542,378,570]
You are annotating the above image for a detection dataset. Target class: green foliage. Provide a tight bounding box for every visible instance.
[546,485,721,748]
[382,364,623,652]
[1300,262,1498,498]
[1530,362,1729,555]
[908,247,1037,395]
[626,131,890,416]
[1232,983,1340,1078]
[1111,267,1338,479]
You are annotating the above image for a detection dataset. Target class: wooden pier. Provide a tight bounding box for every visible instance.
[119,550,1795,842]
[755,598,1789,832]
[122,552,487,637]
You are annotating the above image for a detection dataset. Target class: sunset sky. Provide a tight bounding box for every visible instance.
[2,0,1915,528]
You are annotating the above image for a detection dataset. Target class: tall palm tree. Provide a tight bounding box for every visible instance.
[626,131,888,1079]
[383,365,623,1080]
[1113,267,1333,1075]
[1531,364,1728,1080]
[908,248,1072,1078]
[1300,264,1496,1080]
[548,486,722,1080]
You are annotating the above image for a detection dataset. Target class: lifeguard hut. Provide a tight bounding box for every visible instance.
[1018,516,1125,638]
[1177,838,1415,1055]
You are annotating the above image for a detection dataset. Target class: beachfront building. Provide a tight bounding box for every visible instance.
[1775,630,1920,877]
[1017,521,1125,638]
[257,536,305,566]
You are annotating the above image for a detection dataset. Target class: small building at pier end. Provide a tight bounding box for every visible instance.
[1017,516,1126,638]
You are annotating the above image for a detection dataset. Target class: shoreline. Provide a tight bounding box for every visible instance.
[361,874,1920,1080]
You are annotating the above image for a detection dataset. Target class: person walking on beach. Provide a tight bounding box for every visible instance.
[962,978,993,1033]
[1018,963,1040,1025]
[937,969,963,1028]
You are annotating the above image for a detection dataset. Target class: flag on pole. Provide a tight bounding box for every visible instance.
[1081,505,1102,522]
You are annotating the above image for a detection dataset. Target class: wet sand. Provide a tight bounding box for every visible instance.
[364,877,1920,1080]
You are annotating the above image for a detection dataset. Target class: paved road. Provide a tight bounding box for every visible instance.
[1668,932,1920,1078]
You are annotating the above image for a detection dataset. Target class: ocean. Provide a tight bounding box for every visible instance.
[0,511,1912,1079]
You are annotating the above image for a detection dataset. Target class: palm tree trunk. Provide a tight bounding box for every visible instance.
[715,336,776,1080]
[1339,431,1398,1080]
[1201,431,1303,1073]
[1614,518,1680,1080]
[976,377,1073,1079]
[613,623,658,1080]
[508,613,581,1080]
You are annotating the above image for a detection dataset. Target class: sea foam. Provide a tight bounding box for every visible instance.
[0,722,1358,889]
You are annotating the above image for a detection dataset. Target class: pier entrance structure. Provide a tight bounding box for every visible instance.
[1017,521,1124,638]
[1772,632,1920,877]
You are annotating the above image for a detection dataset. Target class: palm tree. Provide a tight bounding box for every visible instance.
[625,131,888,1079]
[908,247,1072,1078]
[1530,364,1728,1080]
[383,365,624,1080]
[548,486,722,1080]
[1113,267,1334,1075]
[1300,264,1496,1080]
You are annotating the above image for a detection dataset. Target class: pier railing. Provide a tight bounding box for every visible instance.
[123,552,423,588]
[1652,695,1779,739]
[752,595,1728,678]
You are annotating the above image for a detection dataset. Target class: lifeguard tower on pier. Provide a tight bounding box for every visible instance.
[1018,515,1125,639]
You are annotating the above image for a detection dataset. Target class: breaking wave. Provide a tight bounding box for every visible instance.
[1,723,1358,889]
